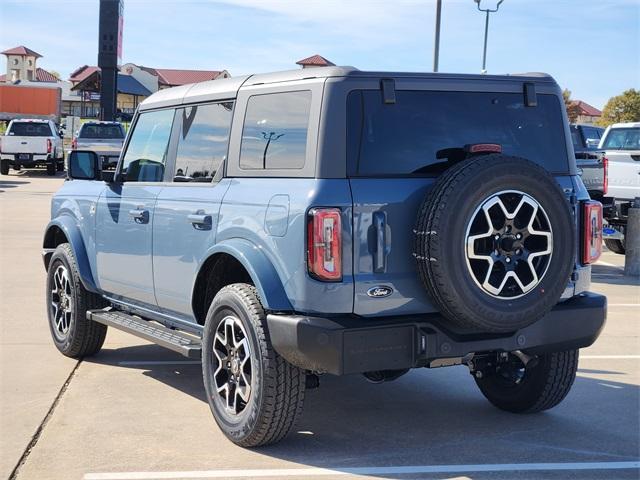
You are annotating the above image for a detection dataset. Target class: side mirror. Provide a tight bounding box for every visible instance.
[68,150,100,180]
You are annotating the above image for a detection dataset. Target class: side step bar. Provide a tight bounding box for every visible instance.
[87,309,202,359]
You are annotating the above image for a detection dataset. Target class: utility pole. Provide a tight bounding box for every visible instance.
[98,0,124,121]
[433,0,442,72]
[474,0,504,74]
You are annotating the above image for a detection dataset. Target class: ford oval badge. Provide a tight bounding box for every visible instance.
[367,286,393,298]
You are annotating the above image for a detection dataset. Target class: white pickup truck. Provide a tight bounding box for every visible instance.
[598,122,640,253]
[0,119,64,176]
[72,121,125,170]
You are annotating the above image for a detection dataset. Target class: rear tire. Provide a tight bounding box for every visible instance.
[202,283,305,447]
[0,161,9,175]
[46,243,108,357]
[46,163,56,176]
[475,350,578,413]
[604,238,625,254]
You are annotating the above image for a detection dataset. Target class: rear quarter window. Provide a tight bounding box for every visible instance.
[348,90,569,176]
[239,90,311,170]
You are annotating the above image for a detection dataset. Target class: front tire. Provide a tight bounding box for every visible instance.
[475,350,578,413]
[46,162,56,176]
[202,283,305,447]
[46,243,108,357]
[604,238,625,254]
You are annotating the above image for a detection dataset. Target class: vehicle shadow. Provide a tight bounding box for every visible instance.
[0,179,30,189]
[2,170,65,179]
[591,264,640,287]
[89,344,640,477]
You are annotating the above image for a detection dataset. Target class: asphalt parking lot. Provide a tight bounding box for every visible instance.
[1,171,638,480]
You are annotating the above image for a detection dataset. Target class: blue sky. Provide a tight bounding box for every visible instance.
[1,0,638,108]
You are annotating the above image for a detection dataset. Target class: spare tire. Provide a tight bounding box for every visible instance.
[414,155,575,333]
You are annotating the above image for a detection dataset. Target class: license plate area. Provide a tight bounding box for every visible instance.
[17,153,30,160]
[343,326,415,374]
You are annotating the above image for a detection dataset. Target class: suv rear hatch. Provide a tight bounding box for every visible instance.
[346,85,572,317]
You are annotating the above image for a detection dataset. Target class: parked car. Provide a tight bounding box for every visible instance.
[571,123,604,159]
[44,68,606,447]
[599,122,640,253]
[72,121,125,169]
[0,119,64,175]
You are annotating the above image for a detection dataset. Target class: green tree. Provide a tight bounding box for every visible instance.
[562,89,580,123]
[598,89,640,127]
[48,70,62,80]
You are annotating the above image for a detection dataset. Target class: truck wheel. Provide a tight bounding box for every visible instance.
[0,161,9,175]
[475,350,578,413]
[202,283,305,447]
[604,238,625,254]
[56,159,65,172]
[46,163,56,176]
[414,155,575,333]
[46,243,108,357]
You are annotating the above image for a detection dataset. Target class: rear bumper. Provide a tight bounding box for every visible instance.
[1,154,52,166]
[267,292,607,375]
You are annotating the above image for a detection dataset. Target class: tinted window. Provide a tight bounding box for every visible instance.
[240,91,311,170]
[570,125,583,149]
[601,127,640,150]
[121,109,175,182]
[8,122,52,136]
[349,91,569,175]
[79,124,124,139]
[174,102,233,182]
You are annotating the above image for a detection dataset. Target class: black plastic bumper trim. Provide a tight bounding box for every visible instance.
[267,292,606,375]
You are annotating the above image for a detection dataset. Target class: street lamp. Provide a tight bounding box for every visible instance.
[474,0,505,74]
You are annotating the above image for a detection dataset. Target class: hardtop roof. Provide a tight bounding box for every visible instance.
[139,66,557,111]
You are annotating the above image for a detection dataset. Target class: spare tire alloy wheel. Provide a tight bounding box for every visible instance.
[466,190,553,299]
[414,155,575,333]
[213,315,252,415]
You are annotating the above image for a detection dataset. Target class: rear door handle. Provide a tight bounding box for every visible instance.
[373,211,387,272]
[128,208,149,224]
[188,211,212,230]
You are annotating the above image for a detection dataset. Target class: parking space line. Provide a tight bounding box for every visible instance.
[117,361,201,366]
[608,303,640,307]
[84,461,640,479]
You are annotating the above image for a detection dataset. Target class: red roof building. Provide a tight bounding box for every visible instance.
[2,45,49,83]
[1,46,42,58]
[571,100,602,125]
[138,66,229,87]
[296,54,336,68]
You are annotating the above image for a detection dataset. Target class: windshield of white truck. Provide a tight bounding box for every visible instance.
[79,124,124,139]
[601,127,640,150]
[8,122,52,137]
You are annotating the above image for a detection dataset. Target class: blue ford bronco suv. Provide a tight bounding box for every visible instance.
[44,67,606,447]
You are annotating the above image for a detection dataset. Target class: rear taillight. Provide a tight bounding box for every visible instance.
[46,139,52,153]
[602,156,608,196]
[583,200,603,264]
[307,208,342,281]
[71,138,77,150]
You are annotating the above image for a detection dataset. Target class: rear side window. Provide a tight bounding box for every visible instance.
[601,127,640,150]
[240,91,311,170]
[8,122,52,136]
[173,102,233,182]
[79,124,124,139]
[121,109,175,182]
[348,90,569,175]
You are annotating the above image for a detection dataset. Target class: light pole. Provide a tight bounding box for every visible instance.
[474,0,505,74]
[433,0,442,72]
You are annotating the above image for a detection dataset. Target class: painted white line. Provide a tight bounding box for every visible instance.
[581,355,640,359]
[83,461,640,479]
[117,361,200,366]
[608,303,640,307]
